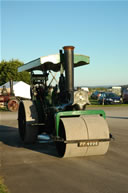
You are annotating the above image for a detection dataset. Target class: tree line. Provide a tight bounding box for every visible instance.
[0,59,30,86]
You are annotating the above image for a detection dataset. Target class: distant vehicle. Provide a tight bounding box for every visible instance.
[112,86,121,96]
[98,92,121,105]
[91,91,105,100]
[122,89,128,103]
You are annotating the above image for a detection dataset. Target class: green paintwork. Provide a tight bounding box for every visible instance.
[18,54,90,72]
[55,110,106,136]
[74,54,90,66]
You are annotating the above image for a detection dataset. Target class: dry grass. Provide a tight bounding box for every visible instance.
[0,177,9,193]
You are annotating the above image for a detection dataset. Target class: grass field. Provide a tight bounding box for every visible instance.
[0,99,128,112]
[0,177,9,193]
[0,107,8,111]
[89,98,128,107]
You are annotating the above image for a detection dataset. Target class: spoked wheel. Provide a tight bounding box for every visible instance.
[18,101,38,144]
[8,99,19,112]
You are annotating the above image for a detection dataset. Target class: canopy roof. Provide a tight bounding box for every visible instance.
[18,53,90,73]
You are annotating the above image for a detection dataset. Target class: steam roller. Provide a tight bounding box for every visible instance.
[18,46,111,158]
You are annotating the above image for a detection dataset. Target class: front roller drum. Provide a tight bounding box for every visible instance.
[56,115,110,158]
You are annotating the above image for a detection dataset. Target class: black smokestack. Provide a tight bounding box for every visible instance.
[63,46,75,103]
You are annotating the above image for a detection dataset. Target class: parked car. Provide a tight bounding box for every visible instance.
[98,92,122,105]
[91,91,105,100]
[122,89,128,103]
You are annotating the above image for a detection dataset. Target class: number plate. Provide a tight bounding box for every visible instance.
[78,141,99,147]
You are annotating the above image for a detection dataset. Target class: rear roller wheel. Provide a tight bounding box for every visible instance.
[18,100,38,144]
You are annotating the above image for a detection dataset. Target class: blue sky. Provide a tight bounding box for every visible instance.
[1,0,128,86]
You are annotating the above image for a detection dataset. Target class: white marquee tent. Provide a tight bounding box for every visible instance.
[0,81,31,99]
